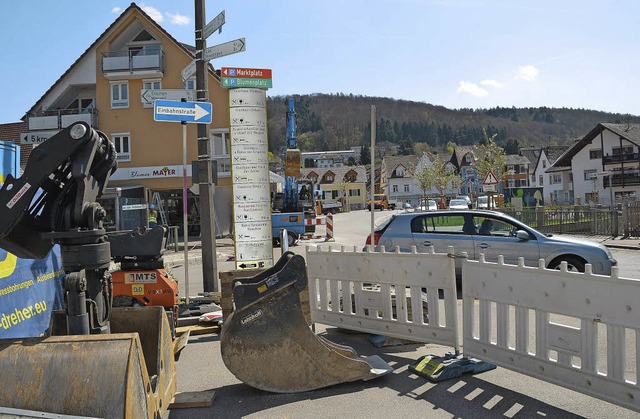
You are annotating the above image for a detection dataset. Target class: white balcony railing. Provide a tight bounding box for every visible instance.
[101,50,164,74]
[28,109,98,131]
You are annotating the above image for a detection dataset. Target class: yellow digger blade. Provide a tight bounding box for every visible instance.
[221,252,393,393]
[0,306,175,419]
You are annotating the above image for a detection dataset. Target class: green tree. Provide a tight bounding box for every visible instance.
[446,141,457,155]
[504,139,520,154]
[360,143,371,165]
[473,129,507,187]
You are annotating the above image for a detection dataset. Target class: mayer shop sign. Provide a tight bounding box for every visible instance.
[110,165,193,181]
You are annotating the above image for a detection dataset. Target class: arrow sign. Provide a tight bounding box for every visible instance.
[203,10,225,39]
[141,89,195,107]
[221,67,272,79]
[154,100,212,124]
[203,38,245,61]
[181,59,197,82]
[20,130,58,145]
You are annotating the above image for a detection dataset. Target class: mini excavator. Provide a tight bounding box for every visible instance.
[0,122,175,418]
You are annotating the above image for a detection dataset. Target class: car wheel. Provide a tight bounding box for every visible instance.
[549,256,586,273]
[287,232,297,247]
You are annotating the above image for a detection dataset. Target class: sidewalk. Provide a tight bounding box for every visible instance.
[567,234,640,251]
[161,237,235,267]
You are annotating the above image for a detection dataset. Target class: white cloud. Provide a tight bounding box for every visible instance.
[142,6,164,22]
[167,12,190,26]
[515,65,539,82]
[457,81,489,97]
[480,79,502,88]
[111,7,121,13]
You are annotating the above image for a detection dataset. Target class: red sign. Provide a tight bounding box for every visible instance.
[221,67,272,79]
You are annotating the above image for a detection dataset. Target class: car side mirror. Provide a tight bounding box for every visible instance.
[515,230,530,240]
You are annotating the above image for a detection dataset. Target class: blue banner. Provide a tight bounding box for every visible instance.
[0,246,65,338]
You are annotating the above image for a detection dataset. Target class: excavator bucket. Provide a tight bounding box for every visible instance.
[0,306,175,419]
[221,252,393,393]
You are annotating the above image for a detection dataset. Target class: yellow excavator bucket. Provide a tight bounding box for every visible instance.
[0,306,175,419]
[221,252,393,393]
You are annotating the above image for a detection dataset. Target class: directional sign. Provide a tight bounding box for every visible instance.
[141,89,194,107]
[20,130,58,145]
[221,67,272,79]
[222,78,272,89]
[483,170,499,185]
[181,59,197,82]
[203,10,225,39]
[154,100,212,124]
[203,38,245,61]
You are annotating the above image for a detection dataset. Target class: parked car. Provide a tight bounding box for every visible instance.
[456,195,472,208]
[364,209,617,278]
[448,199,469,210]
[419,199,438,211]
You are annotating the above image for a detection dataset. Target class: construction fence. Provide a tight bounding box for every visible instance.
[305,245,640,413]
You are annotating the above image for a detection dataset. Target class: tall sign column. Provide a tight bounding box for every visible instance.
[193,2,245,292]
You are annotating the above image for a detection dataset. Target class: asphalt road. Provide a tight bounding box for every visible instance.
[166,209,639,418]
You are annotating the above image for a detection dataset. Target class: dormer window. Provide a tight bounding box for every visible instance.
[395,165,405,177]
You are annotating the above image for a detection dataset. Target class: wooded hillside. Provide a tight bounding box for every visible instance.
[265,93,640,158]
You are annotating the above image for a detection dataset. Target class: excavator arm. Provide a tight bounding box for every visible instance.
[0,122,176,418]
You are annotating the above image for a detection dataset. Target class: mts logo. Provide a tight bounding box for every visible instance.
[125,271,158,284]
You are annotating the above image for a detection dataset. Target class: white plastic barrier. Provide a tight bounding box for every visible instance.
[306,245,459,348]
[462,255,640,413]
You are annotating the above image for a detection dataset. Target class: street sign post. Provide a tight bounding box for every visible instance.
[221,67,272,90]
[141,89,195,107]
[202,10,225,39]
[181,59,197,82]
[483,170,499,185]
[203,38,245,61]
[221,67,272,79]
[153,100,212,124]
[152,98,211,300]
[222,78,272,89]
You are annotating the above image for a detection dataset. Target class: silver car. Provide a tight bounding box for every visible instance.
[365,209,617,277]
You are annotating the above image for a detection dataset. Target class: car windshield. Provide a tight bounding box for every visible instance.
[450,199,466,206]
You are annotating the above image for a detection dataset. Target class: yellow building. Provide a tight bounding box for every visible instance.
[22,3,232,232]
[301,166,368,210]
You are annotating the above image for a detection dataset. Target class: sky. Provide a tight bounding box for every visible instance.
[1,0,639,124]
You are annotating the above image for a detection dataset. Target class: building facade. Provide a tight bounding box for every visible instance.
[18,3,234,233]
[551,123,640,206]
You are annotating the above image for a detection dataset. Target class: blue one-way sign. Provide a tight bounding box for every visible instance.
[154,100,212,124]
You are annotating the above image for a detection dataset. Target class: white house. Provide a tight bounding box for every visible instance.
[549,123,640,206]
[521,146,570,204]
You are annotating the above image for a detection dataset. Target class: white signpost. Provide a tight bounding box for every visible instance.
[141,89,195,107]
[202,10,225,39]
[230,88,273,270]
[181,59,197,82]
[203,38,246,61]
